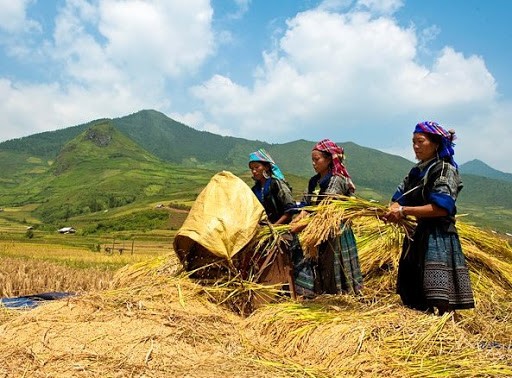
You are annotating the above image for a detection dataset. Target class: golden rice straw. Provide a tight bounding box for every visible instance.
[457,222,512,261]
[295,196,414,258]
[244,299,512,377]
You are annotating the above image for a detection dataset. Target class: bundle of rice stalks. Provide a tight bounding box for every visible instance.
[254,196,408,260]
[298,196,414,256]
[354,217,404,296]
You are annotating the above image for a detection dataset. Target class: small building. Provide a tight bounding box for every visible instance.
[58,227,76,234]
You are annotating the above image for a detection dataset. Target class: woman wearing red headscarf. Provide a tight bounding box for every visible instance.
[290,139,362,297]
[384,121,474,315]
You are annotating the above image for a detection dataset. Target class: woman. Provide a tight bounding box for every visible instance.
[384,121,474,314]
[248,148,295,224]
[290,139,362,297]
[247,148,296,300]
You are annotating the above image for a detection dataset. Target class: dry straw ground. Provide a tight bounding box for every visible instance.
[0,198,511,377]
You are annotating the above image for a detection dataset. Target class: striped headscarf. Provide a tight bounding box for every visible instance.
[248,148,285,180]
[414,121,458,167]
[313,139,351,178]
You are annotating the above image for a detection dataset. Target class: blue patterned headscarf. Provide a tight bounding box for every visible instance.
[248,148,285,180]
[414,121,458,168]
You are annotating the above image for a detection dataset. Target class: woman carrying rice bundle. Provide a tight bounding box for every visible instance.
[384,121,475,315]
[247,148,296,298]
[290,139,362,297]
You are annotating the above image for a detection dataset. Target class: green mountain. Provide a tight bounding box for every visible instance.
[0,120,215,228]
[0,109,511,233]
[460,159,512,183]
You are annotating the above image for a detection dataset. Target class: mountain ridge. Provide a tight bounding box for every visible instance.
[459,159,512,182]
[0,109,510,232]
[1,109,509,178]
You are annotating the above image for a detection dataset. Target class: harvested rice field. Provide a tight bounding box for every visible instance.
[0,206,511,377]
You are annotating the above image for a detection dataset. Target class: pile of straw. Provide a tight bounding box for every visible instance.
[0,196,511,377]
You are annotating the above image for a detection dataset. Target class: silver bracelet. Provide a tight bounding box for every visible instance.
[399,206,405,217]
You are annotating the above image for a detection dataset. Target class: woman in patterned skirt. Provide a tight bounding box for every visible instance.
[384,121,474,314]
[290,139,362,297]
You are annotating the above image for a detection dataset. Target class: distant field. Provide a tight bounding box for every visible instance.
[0,227,174,298]
[0,198,179,300]
[456,205,512,234]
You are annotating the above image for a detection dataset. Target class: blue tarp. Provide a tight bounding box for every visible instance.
[0,292,75,309]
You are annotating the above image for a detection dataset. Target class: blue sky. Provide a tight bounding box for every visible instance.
[0,0,511,172]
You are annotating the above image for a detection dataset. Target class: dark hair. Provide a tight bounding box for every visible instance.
[319,150,331,159]
[424,133,442,146]
[250,161,272,175]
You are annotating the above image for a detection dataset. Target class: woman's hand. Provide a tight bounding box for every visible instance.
[383,202,403,223]
[289,210,307,233]
[289,222,306,234]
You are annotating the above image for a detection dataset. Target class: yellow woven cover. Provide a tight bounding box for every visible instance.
[173,171,265,266]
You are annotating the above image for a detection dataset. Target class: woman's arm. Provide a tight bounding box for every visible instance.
[385,202,448,223]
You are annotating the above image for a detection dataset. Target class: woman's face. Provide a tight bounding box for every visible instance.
[249,161,270,182]
[312,150,331,176]
[413,132,438,161]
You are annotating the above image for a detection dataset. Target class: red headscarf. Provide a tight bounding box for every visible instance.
[313,139,351,178]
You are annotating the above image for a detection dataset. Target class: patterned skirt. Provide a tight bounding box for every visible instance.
[397,222,475,311]
[292,224,363,297]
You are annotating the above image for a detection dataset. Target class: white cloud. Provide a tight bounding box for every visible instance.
[0,78,156,138]
[49,0,214,85]
[0,0,40,34]
[450,101,512,172]
[99,0,214,77]
[0,0,215,141]
[191,5,507,170]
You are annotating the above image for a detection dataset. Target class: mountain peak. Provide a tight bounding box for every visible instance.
[84,123,114,147]
[52,121,159,176]
[460,159,512,183]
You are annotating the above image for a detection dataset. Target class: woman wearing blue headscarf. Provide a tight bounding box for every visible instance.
[384,121,474,315]
[247,149,297,300]
[248,148,295,225]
